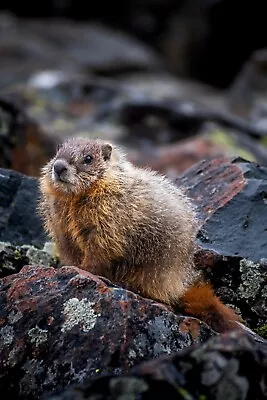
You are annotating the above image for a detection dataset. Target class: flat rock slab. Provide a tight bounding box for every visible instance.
[0,265,214,399]
[0,168,46,247]
[47,330,267,400]
[177,156,267,262]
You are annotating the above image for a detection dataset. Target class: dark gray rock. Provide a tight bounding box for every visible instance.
[0,98,57,176]
[0,241,59,278]
[0,168,46,247]
[0,16,162,90]
[46,329,267,400]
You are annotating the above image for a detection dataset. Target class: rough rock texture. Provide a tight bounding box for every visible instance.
[177,156,267,333]
[0,241,59,278]
[0,168,46,247]
[47,329,267,400]
[0,265,214,400]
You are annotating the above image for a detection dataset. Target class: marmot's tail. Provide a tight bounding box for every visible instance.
[180,283,240,333]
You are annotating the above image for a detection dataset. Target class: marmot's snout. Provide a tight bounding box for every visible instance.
[52,159,70,183]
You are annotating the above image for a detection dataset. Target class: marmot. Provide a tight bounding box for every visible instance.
[39,137,238,332]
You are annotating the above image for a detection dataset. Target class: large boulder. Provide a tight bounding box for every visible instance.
[0,265,214,399]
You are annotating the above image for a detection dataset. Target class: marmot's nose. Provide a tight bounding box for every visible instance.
[53,159,68,180]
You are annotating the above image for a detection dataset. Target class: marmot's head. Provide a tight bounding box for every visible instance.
[41,138,113,194]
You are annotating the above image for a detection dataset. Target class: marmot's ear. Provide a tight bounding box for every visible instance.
[102,144,112,161]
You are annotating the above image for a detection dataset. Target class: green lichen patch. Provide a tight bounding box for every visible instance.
[255,324,267,339]
[177,387,195,399]
[61,298,99,333]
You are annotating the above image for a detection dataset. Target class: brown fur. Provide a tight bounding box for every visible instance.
[39,137,239,332]
[179,283,239,332]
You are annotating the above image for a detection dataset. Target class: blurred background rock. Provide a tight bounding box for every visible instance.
[1,0,267,177]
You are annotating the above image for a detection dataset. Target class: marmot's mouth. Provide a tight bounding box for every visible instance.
[54,175,71,185]
[52,170,70,184]
[51,174,75,193]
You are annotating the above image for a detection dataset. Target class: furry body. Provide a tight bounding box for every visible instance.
[39,138,238,332]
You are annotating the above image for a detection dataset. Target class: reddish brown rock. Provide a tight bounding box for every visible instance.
[129,136,225,176]
[176,156,267,261]
[176,156,267,332]
[0,265,214,399]
[176,155,247,223]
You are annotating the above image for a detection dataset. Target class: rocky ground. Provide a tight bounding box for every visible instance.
[0,9,267,400]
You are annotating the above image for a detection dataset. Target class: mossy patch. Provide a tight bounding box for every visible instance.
[255,324,267,339]
[209,130,256,162]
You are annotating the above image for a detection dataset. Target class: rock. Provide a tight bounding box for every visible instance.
[1,76,141,145]
[0,241,59,278]
[119,73,224,109]
[46,329,267,400]
[0,34,75,90]
[0,16,162,90]
[128,128,266,178]
[0,265,214,399]
[176,156,267,333]
[0,168,46,246]
[177,156,267,261]
[0,98,57,176]
[128,135,224,178]
[24,19,162,74]
[227,48,267,118]
[0,17,164,152]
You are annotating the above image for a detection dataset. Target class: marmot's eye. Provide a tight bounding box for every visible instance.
[83,155,93,164]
